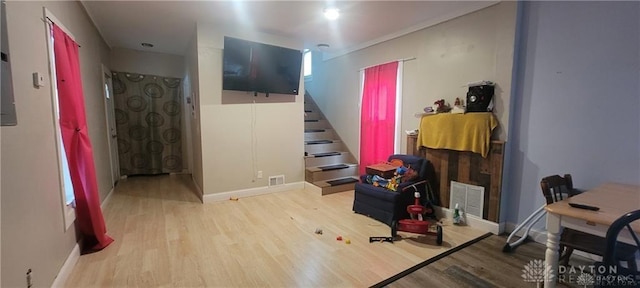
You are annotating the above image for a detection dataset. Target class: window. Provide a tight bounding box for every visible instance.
[303,49,312,81]
[45,10,76,230]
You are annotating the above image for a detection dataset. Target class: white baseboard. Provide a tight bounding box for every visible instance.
[51,243,80,287]
[203,181,305,203]
[170,171,190,175]
[504,222,548,244]
[504,222,602,261]
[436,206,503,235]
[101,186,115,210]
[190,175,204,203]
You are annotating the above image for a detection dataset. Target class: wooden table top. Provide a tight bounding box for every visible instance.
[545,182,640,227]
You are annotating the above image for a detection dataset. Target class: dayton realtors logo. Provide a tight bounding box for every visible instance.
[521,259,637,286]
[521,260,553,283]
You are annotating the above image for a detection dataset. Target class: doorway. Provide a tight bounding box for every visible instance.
[102,65,120,186]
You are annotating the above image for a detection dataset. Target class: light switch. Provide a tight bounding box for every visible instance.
[32,72,45,88]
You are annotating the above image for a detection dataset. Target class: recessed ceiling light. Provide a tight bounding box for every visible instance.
[323,8,339,20]
[141,42,154,48]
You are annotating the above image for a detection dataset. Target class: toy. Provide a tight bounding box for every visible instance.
[365,164,416,192]
[336,235,342,241]
[345,239,351,244]
[393,191,443,245]
[433,99,451,113]
[314,228,323,235]
[451,98,465,114]
[369,236,394,243]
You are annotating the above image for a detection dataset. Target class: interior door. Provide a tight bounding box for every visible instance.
[102,65,120,185]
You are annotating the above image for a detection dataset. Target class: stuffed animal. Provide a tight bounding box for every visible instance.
[433,99,451,113]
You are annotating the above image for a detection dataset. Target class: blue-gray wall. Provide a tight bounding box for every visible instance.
[505,1,640,225]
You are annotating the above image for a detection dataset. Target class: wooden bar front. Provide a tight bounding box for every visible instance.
[407,135,504,222]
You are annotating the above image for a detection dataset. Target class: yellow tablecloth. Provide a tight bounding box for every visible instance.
[416,112,498,157]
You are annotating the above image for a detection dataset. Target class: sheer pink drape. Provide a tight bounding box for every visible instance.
[53,24,113,253]
[359,61,398,174]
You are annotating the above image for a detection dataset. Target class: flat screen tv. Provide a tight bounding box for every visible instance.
[223,36,302,95]
[222,37,255,92]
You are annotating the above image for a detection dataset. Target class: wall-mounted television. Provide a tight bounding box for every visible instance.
[223,36,302,95]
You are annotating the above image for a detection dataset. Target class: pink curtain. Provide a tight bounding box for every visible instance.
[53,24,113,253]
[359,61,398,174]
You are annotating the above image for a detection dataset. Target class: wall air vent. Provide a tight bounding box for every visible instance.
[269,175,285,187]
[450,181,484,218]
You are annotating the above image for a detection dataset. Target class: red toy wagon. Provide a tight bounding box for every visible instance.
[392,191,443,245]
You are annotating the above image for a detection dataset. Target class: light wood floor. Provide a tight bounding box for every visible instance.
[64,174,486,287]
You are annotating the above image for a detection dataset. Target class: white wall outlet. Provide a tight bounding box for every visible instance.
[257,171,263,179]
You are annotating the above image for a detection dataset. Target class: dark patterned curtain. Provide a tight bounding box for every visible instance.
[112,72,182,176]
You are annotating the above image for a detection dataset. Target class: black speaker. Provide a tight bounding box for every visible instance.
[466,85,494,112]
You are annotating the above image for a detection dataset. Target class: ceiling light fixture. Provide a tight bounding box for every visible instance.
[141,42,154,48]
[323,8,339,20]
[317,43,330,51]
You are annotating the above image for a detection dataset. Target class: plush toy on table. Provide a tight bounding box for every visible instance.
[433,99,451,113]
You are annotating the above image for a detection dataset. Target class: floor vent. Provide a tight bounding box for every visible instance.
[269,175,285,187]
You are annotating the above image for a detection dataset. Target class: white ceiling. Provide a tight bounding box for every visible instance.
[81,1,497,57]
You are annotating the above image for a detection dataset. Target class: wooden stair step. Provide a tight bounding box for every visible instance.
[312,152,341,157]
[313,176,360,195]
[318,164,349,171]
[305,129,326,133]
[305,152,351,167]
[305,140,333,145]
[304,142,342,154]
[304,129,335,141]
[304,120,329,129]
[326,177,359,186]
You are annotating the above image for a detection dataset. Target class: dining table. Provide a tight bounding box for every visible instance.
[544,182,640,287]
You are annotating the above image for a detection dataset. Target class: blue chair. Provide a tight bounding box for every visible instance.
[352,154,437,236]
[594,209,640,288]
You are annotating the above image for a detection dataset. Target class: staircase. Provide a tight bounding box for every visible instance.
[304,93,359,195]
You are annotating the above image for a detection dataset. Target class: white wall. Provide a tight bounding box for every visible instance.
[195,23,305,195]
[505,1,640,227]
[110,47,184,78]
[306,2,517,159]
[1,1,112,286]
[184,31,204,195]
